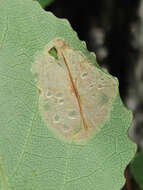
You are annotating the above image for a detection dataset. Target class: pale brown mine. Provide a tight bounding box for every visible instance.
[32,39,118,143]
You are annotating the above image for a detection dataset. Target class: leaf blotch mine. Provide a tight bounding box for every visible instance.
[31,39,118,143]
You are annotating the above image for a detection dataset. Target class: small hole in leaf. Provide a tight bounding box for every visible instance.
[55,92,63,98]
[98,84,103,89]
[89,83,95,89]
[68,111,77,119]
[100,94,108,105]
[58,99,64,105]
[46,90,52,98]
[81,72,88,79]
[92,94,98,99]
[53,114,60,123]
[48,47,58,60]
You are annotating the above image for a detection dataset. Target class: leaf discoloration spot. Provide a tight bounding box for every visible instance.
[32,39,118,143]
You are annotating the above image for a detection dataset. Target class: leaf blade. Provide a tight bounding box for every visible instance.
[0,0,136,189]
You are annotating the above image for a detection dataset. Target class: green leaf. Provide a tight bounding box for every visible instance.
[130,151,143,188]
[0,0,136,190]
[36,0,54,8]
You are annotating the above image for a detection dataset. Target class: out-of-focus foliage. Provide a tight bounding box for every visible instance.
[130,151,143,188]
[36,0,53,8]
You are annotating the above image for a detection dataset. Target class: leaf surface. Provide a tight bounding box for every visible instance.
[0,0,136,189]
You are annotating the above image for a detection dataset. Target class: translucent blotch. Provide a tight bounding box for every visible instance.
[31,39,118,143]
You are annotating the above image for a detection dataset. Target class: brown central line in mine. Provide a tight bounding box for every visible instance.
[61,51,89,131]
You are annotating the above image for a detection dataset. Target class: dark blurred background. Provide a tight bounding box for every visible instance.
[46,0,143,189]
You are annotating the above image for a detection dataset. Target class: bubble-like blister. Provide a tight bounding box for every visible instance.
[68,110,77,119]
[45,90,53,98]
[53,114,60,123]
[80,72,88,79]
[31,39,118,143]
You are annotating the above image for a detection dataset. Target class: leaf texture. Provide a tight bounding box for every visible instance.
[0,0,136,189]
